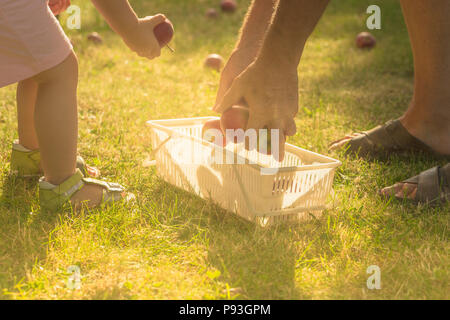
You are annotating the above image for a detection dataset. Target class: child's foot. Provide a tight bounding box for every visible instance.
[69,183,105,209]
[11,141,100,178]
[69,181,133,209]
[39,169,133,212]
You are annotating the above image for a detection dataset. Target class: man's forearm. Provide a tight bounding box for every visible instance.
[90,0,139,38]
[258,0,330,66]
[235,0,279,53]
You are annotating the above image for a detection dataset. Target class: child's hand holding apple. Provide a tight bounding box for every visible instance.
[123,14,173,60]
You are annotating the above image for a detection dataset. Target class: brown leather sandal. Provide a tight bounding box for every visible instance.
[381,163,450,206]
[329,119,450,159]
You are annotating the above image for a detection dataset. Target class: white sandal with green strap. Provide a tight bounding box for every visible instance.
[10,141,100,178]
[39,169,129,212]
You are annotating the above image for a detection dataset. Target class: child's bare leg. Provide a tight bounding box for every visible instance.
[32,52,104,207]
[17,75,99,177]
[17,78,39,150]
[32,52,78,184]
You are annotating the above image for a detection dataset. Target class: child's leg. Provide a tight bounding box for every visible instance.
[32,51,104,206]
[16,74,100,177]
[17,78,39,151]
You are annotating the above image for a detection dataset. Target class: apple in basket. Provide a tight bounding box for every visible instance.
[221,105,273,154]
[202,119,225,147]
[202,105,249,146]
[220,106,249,143]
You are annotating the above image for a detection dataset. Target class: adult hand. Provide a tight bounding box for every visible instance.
[122,14,166,60]
[214,58,298,161]
[215,47,258,108]
[48,0,71,16]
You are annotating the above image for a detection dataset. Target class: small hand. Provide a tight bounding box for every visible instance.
[122,14,167,60]
[214,59,298,161]
[48,0,71,16]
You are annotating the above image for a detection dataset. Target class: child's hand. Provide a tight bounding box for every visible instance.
[49,0,71,16]
[123,14,167,60]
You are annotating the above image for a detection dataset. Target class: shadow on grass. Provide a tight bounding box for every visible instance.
[144,135,304,298]
[149,176,308,299]
[196,164,301,299]
[148,149,449,299]
[0,174,60,299]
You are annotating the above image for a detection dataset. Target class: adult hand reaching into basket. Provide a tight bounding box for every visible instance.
[213,0,330,161]
[214,56,298,161]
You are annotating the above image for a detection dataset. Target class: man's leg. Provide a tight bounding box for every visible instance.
[382,0,450,202]
[399,0,450,155]
[330,0,450,157]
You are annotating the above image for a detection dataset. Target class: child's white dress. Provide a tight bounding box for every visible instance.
[0,0,72,88]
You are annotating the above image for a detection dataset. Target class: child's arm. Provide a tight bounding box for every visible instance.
[91,0,166,59]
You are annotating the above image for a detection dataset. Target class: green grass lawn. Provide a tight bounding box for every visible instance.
[0,0,448,299]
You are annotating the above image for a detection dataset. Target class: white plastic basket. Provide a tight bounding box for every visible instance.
[146,117,341,226]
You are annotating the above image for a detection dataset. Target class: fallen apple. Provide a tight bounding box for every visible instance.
[220,0,237,13]
[356,32,376,49]
[87,32,103,44]
[206,8,219,18]
[204,54,224,71]
[154,18,174,47]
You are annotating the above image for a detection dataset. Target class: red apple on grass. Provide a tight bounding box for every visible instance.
[206,8,219,18]
[356,32,376,49]
[220,0,237,13]
[204,54,224,71]
[153,18,174,47]
[87,32,103,44]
